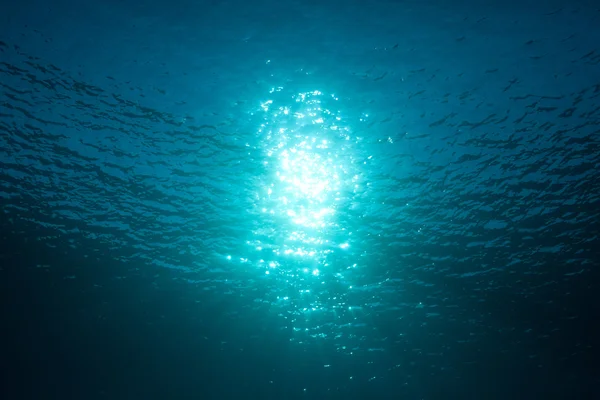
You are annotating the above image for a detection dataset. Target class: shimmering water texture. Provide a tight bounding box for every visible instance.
[247,88,365,335]
[1,35,599,365]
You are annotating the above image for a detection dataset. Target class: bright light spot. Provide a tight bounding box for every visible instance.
[260,100,273,111]
[249,88,363,335]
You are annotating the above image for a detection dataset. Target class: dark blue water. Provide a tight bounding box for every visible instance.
[1,0,599,399]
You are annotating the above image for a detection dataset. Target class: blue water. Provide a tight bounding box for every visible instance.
[1,0,599,399]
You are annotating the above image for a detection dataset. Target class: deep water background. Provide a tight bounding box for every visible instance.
[1,0,599,399]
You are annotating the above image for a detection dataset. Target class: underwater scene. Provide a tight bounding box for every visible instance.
[1,0,599,399]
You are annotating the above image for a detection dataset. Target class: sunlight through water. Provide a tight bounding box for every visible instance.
[244,87,368,340]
